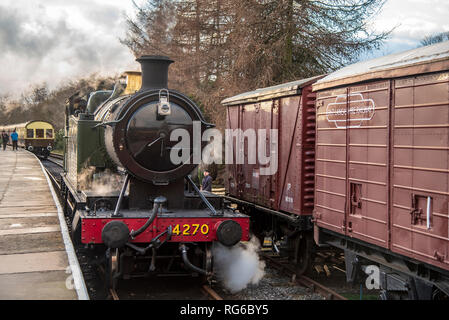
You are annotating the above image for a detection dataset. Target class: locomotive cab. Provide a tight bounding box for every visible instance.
[60,55,250,289]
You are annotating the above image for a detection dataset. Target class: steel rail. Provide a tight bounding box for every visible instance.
[49,152,64,160]
[46,156,63,168]
[262,253,347,300]
[42,163,61,189]
[109,288,120,300]
[202,284,223,300]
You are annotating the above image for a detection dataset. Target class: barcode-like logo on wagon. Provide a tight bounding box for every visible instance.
[326,93,375,128]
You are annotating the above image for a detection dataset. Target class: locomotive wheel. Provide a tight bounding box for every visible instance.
[204,243,212,275]
[289,233,313,275]
[200,243,213,283]
[106,248,120,291]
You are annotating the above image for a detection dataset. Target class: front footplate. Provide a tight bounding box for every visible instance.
[80,210,250,246]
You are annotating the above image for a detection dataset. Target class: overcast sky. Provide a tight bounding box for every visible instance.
[0,0,448,96]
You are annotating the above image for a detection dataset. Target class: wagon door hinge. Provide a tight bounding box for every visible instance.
[312,210,321,222]
[434,250,445,262]
[349,183,362,214]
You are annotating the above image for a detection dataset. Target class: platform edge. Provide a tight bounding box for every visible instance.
[35,154,90,300]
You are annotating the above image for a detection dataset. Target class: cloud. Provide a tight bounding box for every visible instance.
[0,0,137,96]
[366,0,449,58]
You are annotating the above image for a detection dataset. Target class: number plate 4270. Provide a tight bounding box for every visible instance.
[172,224,209,236]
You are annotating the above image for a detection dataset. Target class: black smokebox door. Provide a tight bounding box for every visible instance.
[126,101,193,172]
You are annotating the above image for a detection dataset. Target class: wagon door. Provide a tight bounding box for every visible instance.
[392,72,449,270]
[240,103,257,203]
[254,100,275,208]
[226,105,241,198]
[314,88,348,235]
[278,95,303,215]
[270,100,280,210]
[345,82,390,248]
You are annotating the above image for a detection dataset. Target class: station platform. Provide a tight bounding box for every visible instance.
[0,149,88,300]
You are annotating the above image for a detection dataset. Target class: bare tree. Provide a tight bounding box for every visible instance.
[121,0,176,56]
[0,75,116,129]
[420,31,449,46]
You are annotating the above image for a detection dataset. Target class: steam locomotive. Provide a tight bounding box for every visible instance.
[61,56,249,289]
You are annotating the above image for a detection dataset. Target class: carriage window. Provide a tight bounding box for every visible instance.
[27,129,34,138]
[36,129,44,138]
[46,129,53,138]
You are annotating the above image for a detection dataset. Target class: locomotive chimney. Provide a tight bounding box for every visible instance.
[136,55,174,91]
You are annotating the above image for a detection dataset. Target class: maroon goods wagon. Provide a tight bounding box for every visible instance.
[222,76,323,274]
[313,41,449,299]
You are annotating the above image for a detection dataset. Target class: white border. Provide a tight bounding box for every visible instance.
[34,154,90,300]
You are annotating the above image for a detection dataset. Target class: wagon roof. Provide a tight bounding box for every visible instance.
[313,40,449,91]
[222,75,324,106]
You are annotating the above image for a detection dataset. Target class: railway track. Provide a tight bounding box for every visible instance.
[49,152,64,159]
[109,284,223,301]
[47,153,63,167]
[39,152,64,188]
[261,253,347,300]
[41,158,62,189]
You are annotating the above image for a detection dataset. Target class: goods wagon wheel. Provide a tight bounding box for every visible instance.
[379,290,408,300]
[288,233,313,275]
[432,288,448,300]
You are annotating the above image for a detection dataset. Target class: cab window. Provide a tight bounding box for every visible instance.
[46,129,53,138]
[27,129,34,138]
[36,129,44,138]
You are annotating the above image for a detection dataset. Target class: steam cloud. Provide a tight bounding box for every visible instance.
[212,237,265,293]
[78,166,123,193]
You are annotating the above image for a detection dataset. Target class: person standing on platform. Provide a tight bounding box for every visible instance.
[11,129,18,151]
[1,130,8,150]
[200,170,213,192]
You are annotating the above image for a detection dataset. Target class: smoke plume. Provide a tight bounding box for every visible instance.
[212,237,265,293]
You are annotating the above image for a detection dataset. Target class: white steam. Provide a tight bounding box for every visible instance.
[78,166,123,193]
[212,237,265,293]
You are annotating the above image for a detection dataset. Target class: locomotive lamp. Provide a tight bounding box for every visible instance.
[157,89,171,116]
